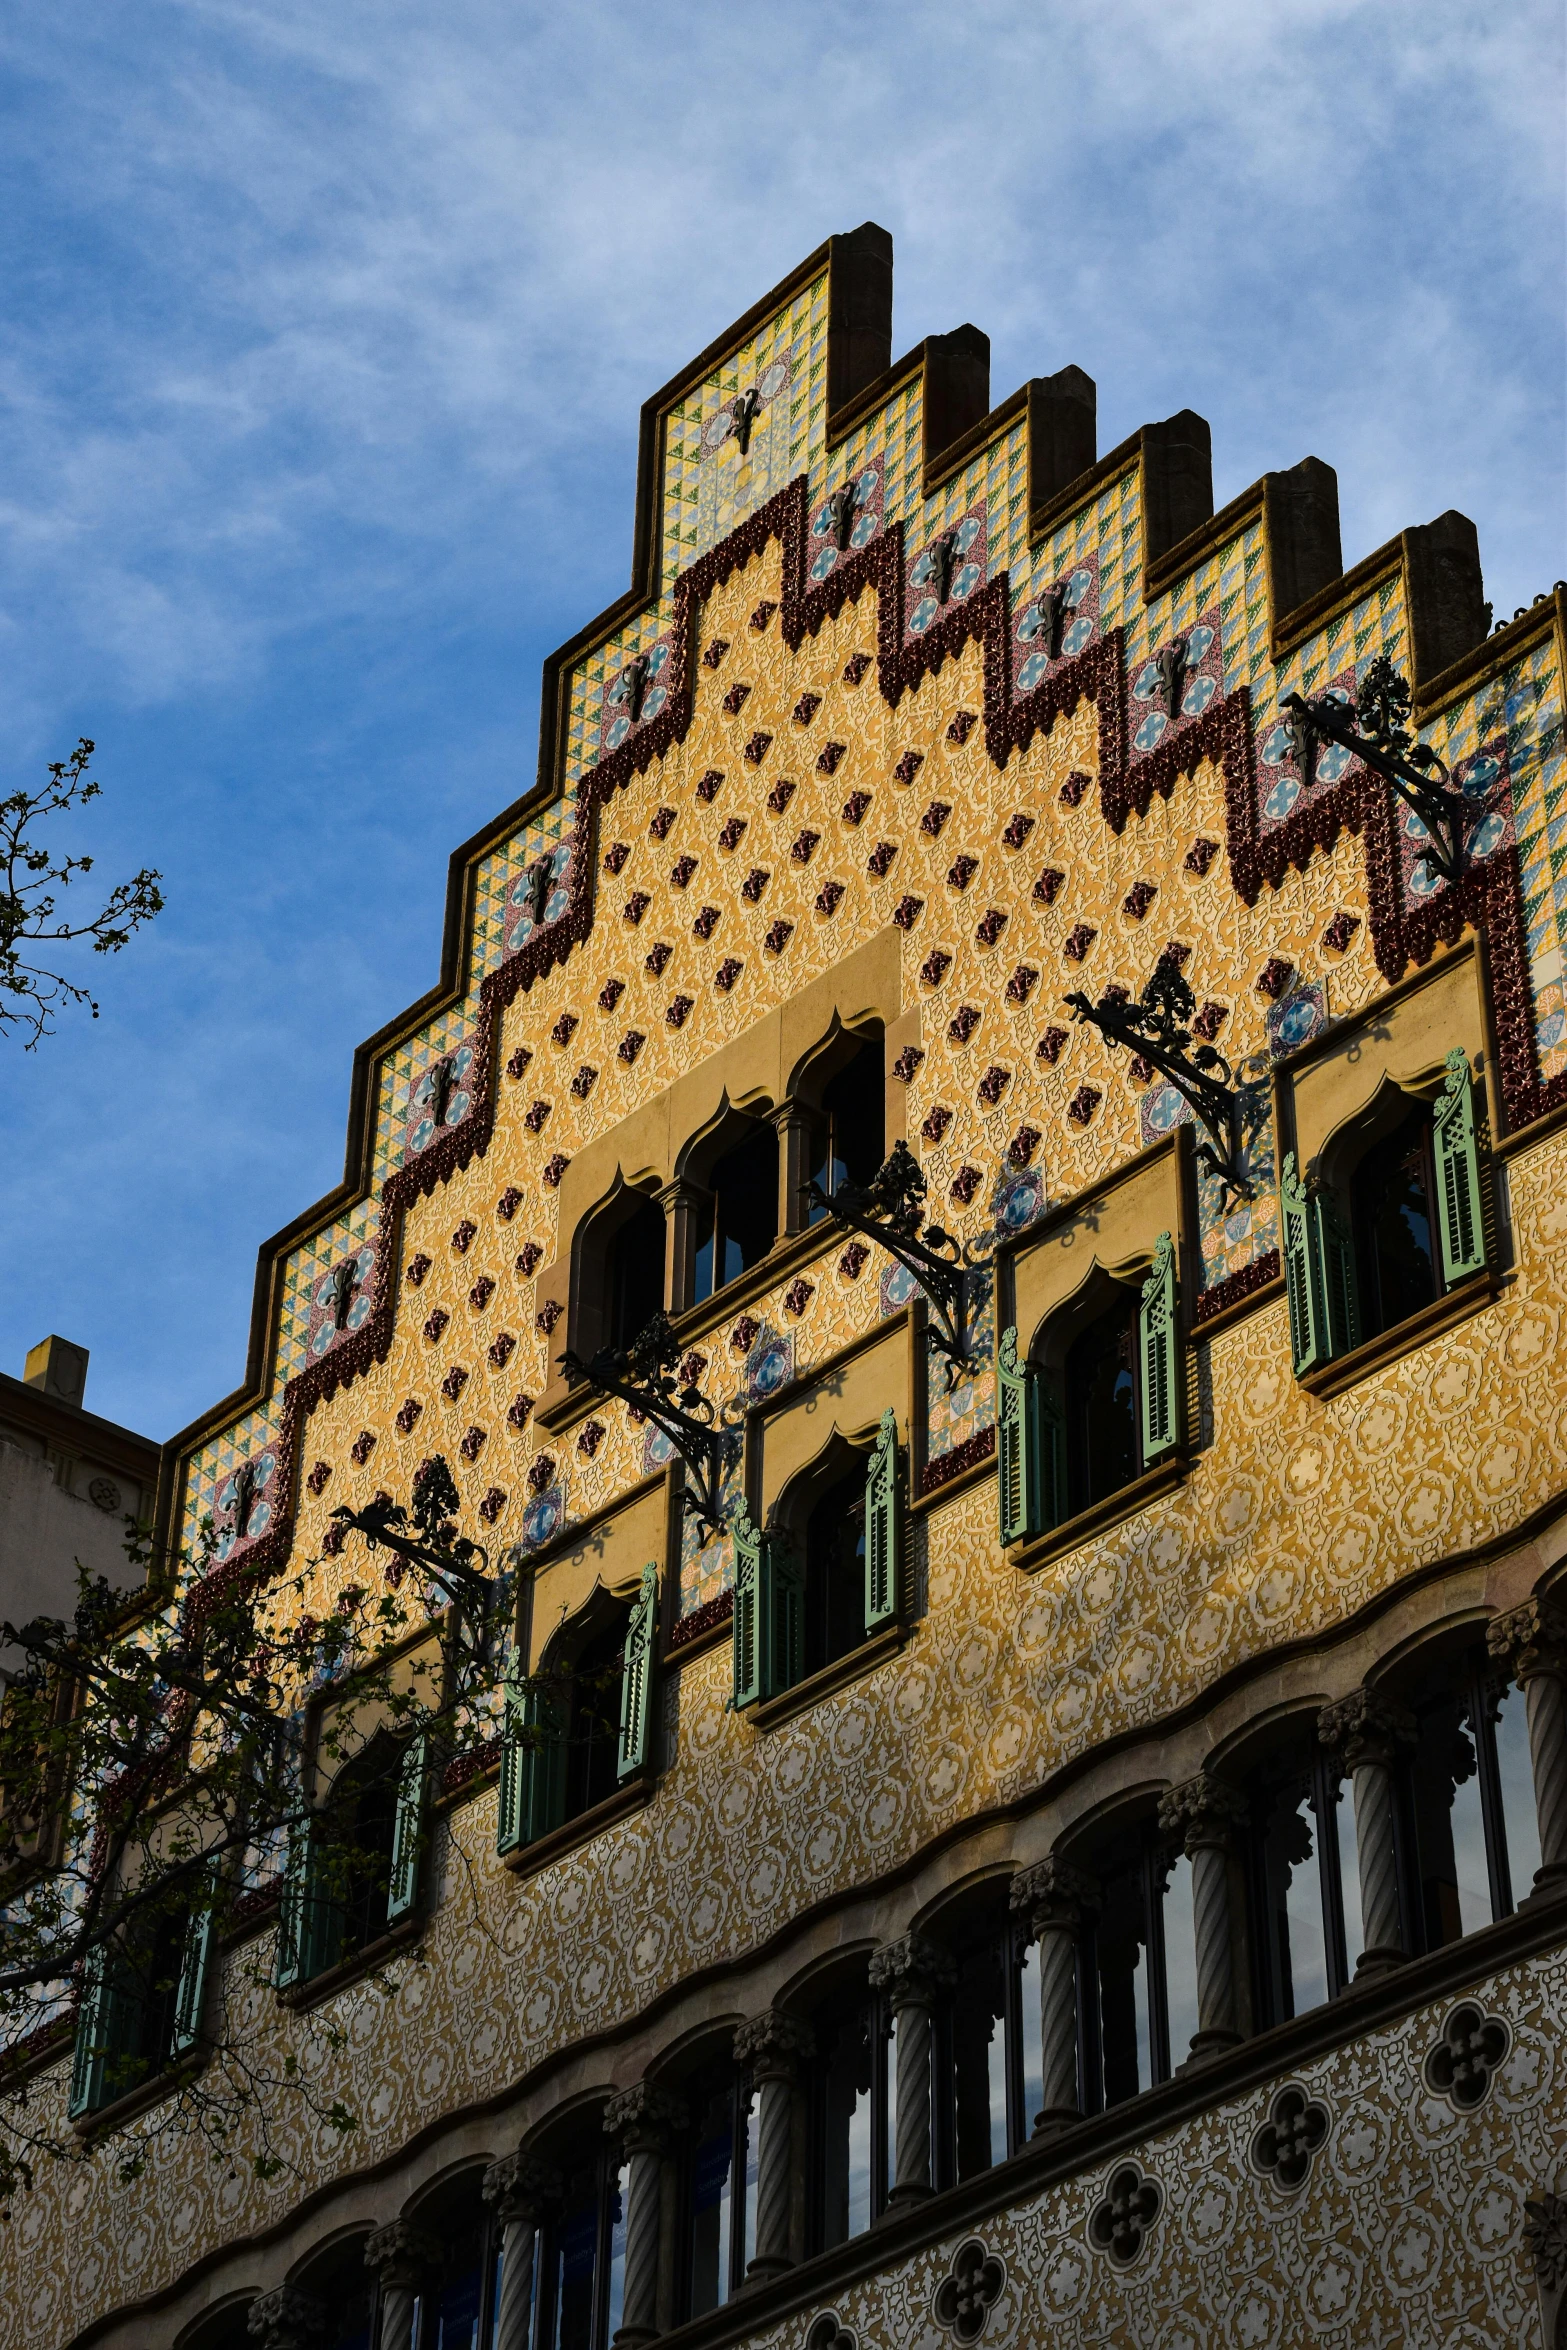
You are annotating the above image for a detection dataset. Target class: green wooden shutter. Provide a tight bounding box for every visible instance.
[1433,1048,1487,1284]
[275,1812,323,1989]
[617,1564,659,1782]
[170,1861,219,2057]
[1138,1232,1181,1466]
[997,1325,1042,1546]
[385,1733,429,1927]
[524,1687,567,1844]
[733,1514,801,1708]
[1281,1153,1357,1373]
[69,1941,137,2119]
[496,1664,528,1856]
[1038,1383,1067,1531]
[864,1408,901,1634]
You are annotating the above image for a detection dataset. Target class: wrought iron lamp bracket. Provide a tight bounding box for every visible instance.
[1065,972,1256,1209]
[806,1144,992,1388]
[558,1319,741,1541]
[1280,671,1481,886]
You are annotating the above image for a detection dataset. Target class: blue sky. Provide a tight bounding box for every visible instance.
[1,1,1562,1442]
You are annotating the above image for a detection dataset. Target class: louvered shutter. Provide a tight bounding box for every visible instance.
[617,1564,659,1781]
[732,1512,763,1711]
[1138,1232,1181,1465]
[1316,1187,1359,1355]
[997,1325,1042,1546]
[170,1860,219,2057]
[1038,1382,1067,1531]
[863,1410,901,1634]
[1433,1048,1487,1284]
[69,1941,137,2119]
[733,1513,801,1707]
[275,1812,320,1990]
[496,1663,528,1855]
[1281,1153,1357,1373]
[385,1733,429,1926]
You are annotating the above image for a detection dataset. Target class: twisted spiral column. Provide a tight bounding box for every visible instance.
[868,1934,956,2208]
[1158,1775,1248,2064]
[732,2010,814,2281]
[603,2083,686,2347]
[1318,1688,1416,1978]
[364,2223,439,2350]
[1010,1857,1099,2135]
[1489,1598,1567,1894]
[482,2152,560,2350]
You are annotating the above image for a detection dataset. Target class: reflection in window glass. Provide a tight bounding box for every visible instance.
[1064,1291,1139,1513]
[1411,1691,1493,1947]
[688,2087,733,2315]
[1257,1780,1330,2020]
[1016,1937,1043,2135]
[1335,1785,1364,1972]
[604,2164,627,2347]
[807,1041,884,1220]
[1351,1103,1439,1337]
[694,1124,778,1301]
[948,1935,1007,2180]
[1495,1681,1542,1898]
[818,2000,875,2249]
[429,2259,482,2350]
[1094,1859,1154,2106]
[738,2083,759,2276]
[1162,1852,1200,2068]
[552,2184,597,2350]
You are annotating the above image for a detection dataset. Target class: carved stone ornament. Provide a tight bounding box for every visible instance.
[1249,2083,1331,2191]
[1088,2162,1163,2266]
[364,2220,441,2287]
[1525,2191,1567,2290]
[1009,1855,1099,1933]
[932,2238,1007,2342]
[867,1932,957,2007]
[1316,1687,1417,1769]
[1488,1594,1567,1676]
[1422,2001,1511,2110]
[804,2314,858,2350]
[482,2149,561,2223]
[603,2081,688,2149]
[247,2287,328,2350]
[1157,1771,1248,1851]
[733,2009,814,2076]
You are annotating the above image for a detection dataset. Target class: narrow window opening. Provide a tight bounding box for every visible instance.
[1064,1289,1139,1514]
[807,1039,885,1221]
[803,1463,868,1677]
[1351,1101,1439,1338]
[693,1122,778,1302]
[607,1194,666,1351]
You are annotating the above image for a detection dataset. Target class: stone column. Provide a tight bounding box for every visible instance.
[482,2152,560,2350]
[1010,1857,1099,2136]
[732,2009,814,2282]
[1158,1774,1248,2064]
[655,1180,705,1315]
[770,1102,817,1238]
[247,2289,327,2350]
[603,2083,686,2348]
[365,2223,439,2350]
[1488,1597,1567,1897]
[1318,1688,1416,1978]
[868,1933,956,2209]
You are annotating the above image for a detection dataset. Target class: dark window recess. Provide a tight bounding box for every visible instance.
[807,1039,885,1224]
[1076,1826,1198,2109]
[538,2155,628,2350]
[809,1983,889,2253]
[414,2205,490,2350]
[1064,1289,1139,1514]
[803,1465,869,1678]
[1351,1104,1440,1338]
[559,1620,631,1826]
[1401,1649,1541,1954]
[693,1123,778,1302]
[1246,1740,1354,2024]
[681,2066,759,2317]
[325,1742,404,1962]
[931,1913,1042,2184]
[607,1194,667,1350]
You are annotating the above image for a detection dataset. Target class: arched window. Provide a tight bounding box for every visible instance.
[733,1415,901,1711]
[804,1032,885,1221]
[1396,1637,1540,1949]
[927,1882,1042,2184]
[570,1184,668,1369]
[802,1451,870,1679]
[1063,1287,1139,1515]
[668,2047,759,2317]
[498,1569,660,1857]
[692,1119,778,1303]
[805,1967,888,2252]
[406,2168,499,2350]
[1282,1050,1488,1375]
[1066,1810,1199,2109]
[275,1728,430,1992]
[529,2122,628,2350]
[284,2233,378,2350]
[69,1845,220,2119]
[1238,1721,1357,2025]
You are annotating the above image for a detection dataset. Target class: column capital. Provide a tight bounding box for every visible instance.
[868,1932,957,2007]
[603,2081,687,2153]
[1157,1772,1247,1852]
[1010,1856,1100,1932]
[364,2222,440,2290]
[1317,1687,1417,1769]
[733,2008,814,2077]
[1488,1596,1567,1681]
[247,2288,328,2350]
[482,2151,561,2224]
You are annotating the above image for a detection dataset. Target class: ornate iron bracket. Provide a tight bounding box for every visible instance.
[1281,653,1485,886]
[806,1141,992,1389]
[729,387,761,456]
[929,529,960,606]
[1066,957,1256,1206]
[559,1313,740,1541]
[826,481,858,550]
[331,1456,496,1656]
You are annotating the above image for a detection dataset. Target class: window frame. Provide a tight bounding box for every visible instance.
[805,1973,892,2256]
[676,2057,758,2319]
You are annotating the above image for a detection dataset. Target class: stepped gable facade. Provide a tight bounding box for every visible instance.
[12,223,1567,2350]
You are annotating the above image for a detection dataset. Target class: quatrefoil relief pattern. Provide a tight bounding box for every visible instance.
[1249,2083,1331,2190]
[933,2237,1007,2342]
[1422,2001,1511,2110]
[1089,2162,1164,2267]
[803,2315,857,2350]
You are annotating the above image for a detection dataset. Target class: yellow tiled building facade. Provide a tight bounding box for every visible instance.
[17,225,1567,2350]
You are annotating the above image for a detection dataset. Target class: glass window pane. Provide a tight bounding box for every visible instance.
[1162,1853,1199,2070]
[1095,1860,1152,2106]
[431,2261,482,2350]
[552,2190,597,2350]
[1412,1691,1491,1946]
[687,2088,733,2316]
[818,2001,874,2248]
[949,1936,1007,2180]
[738,2083,759,2280]
[1494,1681,1542,1903]
[1258,1779,1330,2020]
[604,2164,628,2347]
[1016,1937,1043,2140]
